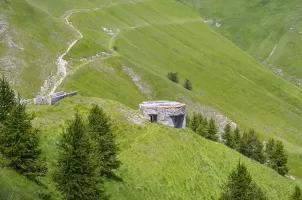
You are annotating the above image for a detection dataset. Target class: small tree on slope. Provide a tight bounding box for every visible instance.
[88,105,120,177]
[207,118,218,141]
[239,129,265,164]
[290,186,302,200]
[0,102,47,180]
[233,127,241,150]
[270,140,288,176]
[219,161,267,200]
[0,75,16,122]
[265,138,275,163]
[183,79,192,90]
[54,112,106,200]
[167,72,179,83]
[190,112,203,132]
[222,123,235,149]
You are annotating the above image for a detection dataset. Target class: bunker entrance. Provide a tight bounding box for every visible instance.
[150,115,158,123]
[171,115,185,128]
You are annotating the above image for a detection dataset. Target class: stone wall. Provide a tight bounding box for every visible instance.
[34,91,77,105]
[48,92,77,105]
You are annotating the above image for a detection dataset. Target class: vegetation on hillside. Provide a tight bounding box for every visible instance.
[88,105,120,177]
[3,0,302,179]
[188,112,289,176]
[290,186,302,200]
[0,76,47,181]
[1,0,302,198]
[167,72,179,83]
[219,161,267,200]
[54,112,107,200]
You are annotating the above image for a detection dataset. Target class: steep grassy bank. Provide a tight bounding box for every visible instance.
[28,97,298,200]
[61,0,302,179]
[180,0,302,86]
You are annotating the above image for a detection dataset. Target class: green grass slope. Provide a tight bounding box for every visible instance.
[0,163,43,199]
[180,0,302,86]
[58,0,302,179]
[27,97,298,200]
[0,0,77,96]
[1,0,302,196]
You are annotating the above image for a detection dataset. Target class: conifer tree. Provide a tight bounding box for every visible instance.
[189,112,203,132]
[270,141,288,176]
[290,186,302,200]
[222,123,235,149]
[196,117,208,137]
[0,75,16,122]
[207,118,218,141]
[183,79,192,90]
[88,105,120,177]
[239,129,265,164]
[196,124,207,138]
[265,138,275,164]
[219,161,267,200]
[54,112,106,200]
[233,127,241,150]
[0,102,47,180]
[167,72,179,83]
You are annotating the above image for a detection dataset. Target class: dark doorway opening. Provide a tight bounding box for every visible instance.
[150,115,158,123]
[171,115,185,128]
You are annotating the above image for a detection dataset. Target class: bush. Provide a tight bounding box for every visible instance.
[183,79,192,90]
[167,72,179,83]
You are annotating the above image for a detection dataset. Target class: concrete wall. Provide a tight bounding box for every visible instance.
[48,92,77,105]
[34,91,77,105]
[140,101,186,128]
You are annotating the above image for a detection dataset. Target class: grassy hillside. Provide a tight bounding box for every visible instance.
[57,0,302,179]
[0,0,78,96]
[180,0,302,86]
[0,0,302,198]
[26,97,298,200]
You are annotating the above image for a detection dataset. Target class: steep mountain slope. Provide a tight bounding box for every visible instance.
[0,0,78,96]
[28,97,298,200]
[57,0,302,178]
[180,0,302,86]
[0,0,302,198]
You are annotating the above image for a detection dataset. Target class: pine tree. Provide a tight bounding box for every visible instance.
[207,118,218,141]
[0,102,47,180]
[290,186,302,200]
[183,79,192,90]
[54,112,106,200]
[233,127,241,150]
[265,138,275,164]
[196,117,208,137]
[222,123,235,149]
[239,129,265,164]
[88,105,120,177]
[0,75,16,122]
[189,112,203,132]
[270,140,288,176]
[196,124,207,138]
[219,161,267,200]
[167,72,179,83]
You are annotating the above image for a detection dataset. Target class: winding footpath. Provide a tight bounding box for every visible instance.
[49,13,84,95]
[39,0,201,96]
[39,0,146,96]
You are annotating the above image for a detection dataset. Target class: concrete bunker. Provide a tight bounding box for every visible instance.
[139,101,186,128]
